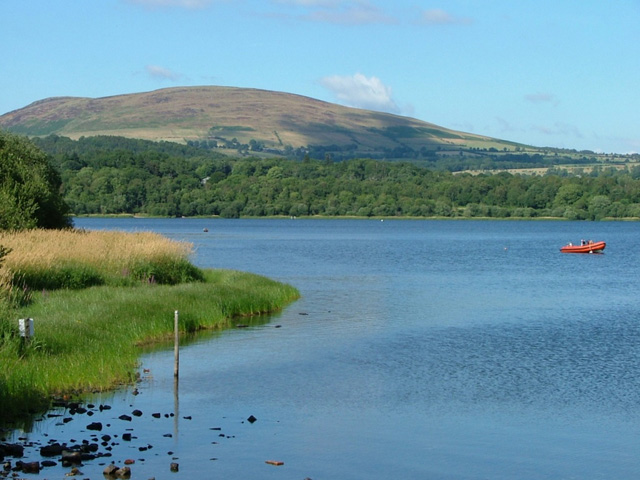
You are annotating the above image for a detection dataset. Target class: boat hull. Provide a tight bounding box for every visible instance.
[560,241,606,253]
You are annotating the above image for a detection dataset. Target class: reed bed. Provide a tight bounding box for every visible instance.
[0,229,203,289]
[0,230,299,423]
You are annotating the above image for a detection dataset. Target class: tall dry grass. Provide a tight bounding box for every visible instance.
[0,229,203,289]
[0,229,191,275]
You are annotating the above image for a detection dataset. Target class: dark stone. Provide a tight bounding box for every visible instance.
[119,415,132,422]
[20,461,40,473]
[103,463,119,475]
[40,443,65,457]
[170,462,179,472]
[87,422,103,431]
[247,415,257,424]
[101,435,112,442]
[152,413,161,418]
[122,433,132,442]
[61,450,82,464]
[0,443,24,458]
[41,460,57,467]
[132,409,143,417]
[116,466,131,478]
[83,443,99,453]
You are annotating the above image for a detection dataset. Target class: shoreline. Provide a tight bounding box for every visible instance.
[72,213,640,221]
[0,228,299,425]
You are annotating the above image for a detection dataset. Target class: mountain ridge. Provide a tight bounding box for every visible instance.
[0,85,521,156]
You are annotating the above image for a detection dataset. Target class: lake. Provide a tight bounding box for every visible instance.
[8,218,640,479]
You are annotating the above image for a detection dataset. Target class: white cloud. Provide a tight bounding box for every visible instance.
[126,0,212,9]
[495,116,520,133]
[273,0,342,6]
[320,73,400,113]
[531,122,583,138]
[419,9,472,25]
[145,65,183,81]
[272,0,397,25]
[525,92,559,105]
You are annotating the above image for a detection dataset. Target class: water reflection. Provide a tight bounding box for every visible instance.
[8,218,640,480]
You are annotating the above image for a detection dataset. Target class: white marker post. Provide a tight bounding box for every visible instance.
[18,318,34,342]
[174,310,179,378]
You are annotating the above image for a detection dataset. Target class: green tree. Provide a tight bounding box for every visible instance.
[0,131,71,230]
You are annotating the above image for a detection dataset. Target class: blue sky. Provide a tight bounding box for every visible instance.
[2,0,638,153]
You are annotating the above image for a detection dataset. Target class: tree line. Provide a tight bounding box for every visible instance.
[23,134,640,221]
[0,131,71,230]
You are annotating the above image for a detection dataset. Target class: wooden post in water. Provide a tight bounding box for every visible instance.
[174,310,179,378]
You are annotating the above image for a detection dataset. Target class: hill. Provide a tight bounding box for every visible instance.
[0,86,521,157]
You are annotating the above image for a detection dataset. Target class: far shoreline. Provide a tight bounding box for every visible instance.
[72,214,640,221]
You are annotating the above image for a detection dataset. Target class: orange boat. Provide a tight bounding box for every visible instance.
[560,240,606,253]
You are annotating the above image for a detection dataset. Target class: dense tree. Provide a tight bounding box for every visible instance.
[0,131,71,230]
[26,134,640,221]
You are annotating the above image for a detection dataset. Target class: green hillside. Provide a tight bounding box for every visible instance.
[0,86,521,157]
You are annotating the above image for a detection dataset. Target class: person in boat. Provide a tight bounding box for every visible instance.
[581,239,586,245]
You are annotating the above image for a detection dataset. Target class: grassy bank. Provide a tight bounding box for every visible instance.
[0,230,299,423]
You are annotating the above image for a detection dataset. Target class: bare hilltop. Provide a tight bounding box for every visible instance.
[0,86,521,156]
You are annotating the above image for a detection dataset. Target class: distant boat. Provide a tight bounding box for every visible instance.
[560,240,606,254]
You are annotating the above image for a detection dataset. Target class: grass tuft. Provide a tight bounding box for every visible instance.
[0,230,299,424]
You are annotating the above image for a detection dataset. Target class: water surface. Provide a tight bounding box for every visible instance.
[11,219,640,479]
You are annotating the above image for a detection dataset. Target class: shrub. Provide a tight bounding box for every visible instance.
[14,263,105,291]
[128,257,205,285]
[0,131,72,230]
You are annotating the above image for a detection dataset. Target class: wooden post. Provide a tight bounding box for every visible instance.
[174,310,179,378]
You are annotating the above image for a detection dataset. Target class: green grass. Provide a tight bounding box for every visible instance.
[0,229,299,424]
[0,269,299,423]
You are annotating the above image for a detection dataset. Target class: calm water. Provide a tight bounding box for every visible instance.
[10,219,640,479]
